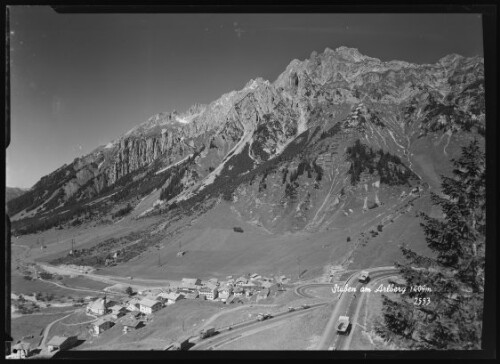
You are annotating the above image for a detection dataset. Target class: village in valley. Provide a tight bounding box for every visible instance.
[87,273,287,338]
[8,269,294,357]
[7,9,488,358]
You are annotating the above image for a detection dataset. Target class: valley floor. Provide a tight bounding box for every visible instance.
[9,189,434,353]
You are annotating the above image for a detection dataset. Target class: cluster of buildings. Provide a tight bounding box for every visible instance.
[83,273,288,337]
[6,336,79,359]
[173,273,286,303]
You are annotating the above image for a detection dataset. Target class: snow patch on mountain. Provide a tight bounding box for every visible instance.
[175,116,190,124]
[175,130,255,203]
[155,154,193,175]
[176,111,203,124]
[199,131,253,190]
[388,130,406,151]
[297,107,308,134]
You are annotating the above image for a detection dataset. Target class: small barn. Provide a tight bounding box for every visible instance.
[121,316,144,333]
[139,298,162,315]
[93,319,114,335]
[158,292,184,305]
[47,335,78,352]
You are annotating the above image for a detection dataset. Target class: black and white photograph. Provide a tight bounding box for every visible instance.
[4,5,496,359]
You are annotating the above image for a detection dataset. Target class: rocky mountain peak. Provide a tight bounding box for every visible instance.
[330,46,377,63]
[244,77,271,91]
[438,53,464,66]
[8,46,485,232]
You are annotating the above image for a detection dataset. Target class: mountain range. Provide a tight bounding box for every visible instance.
[5,187,29,203]
[8,46,485,237]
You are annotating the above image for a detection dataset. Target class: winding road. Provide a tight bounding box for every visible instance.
[189,266,399,351]
[317,266,399,350]
[37,310,81,357]
[190,302,328,350]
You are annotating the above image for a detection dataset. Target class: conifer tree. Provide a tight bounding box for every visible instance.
[376,140,485,350]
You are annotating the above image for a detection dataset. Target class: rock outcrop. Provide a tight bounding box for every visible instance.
[8,47,484,232]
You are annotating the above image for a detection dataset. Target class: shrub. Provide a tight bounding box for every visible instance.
[112,203,133,219]
[39,272,54,280]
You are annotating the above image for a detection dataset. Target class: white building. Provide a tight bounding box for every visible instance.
[199,286,218,300]
[139,298,162,315]
[218,284,233,301]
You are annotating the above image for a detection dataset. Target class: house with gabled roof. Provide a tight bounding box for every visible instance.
[110,305,128,319]
[126,298,141,312]
[93,318,114,335]
[233,286,244,297]
[218,284,233,301]
[199,286,218,300]
[235,277,248,286]
[47,335,78,352]
[158,292,184,305]
[139,298,162,314]
[121,315,144,332]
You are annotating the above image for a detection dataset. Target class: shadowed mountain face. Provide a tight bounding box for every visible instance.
[8,47,485,235]
[6,187,28,203]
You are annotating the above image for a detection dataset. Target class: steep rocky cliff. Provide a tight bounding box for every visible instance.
[8,47,485,235]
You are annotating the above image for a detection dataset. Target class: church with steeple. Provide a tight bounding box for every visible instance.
[86,295,108,316]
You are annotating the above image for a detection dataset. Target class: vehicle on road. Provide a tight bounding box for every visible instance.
[301,304,310,309]
[257,313,272,321]
[358,271,370,283]
[336,316,351,335]
[165,338,190,351]
[199,326,217,339]
[288,307,295,312]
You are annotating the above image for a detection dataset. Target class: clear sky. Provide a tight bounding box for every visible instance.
[7,8,483,188]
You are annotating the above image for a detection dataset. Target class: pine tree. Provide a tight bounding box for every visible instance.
[376,140,485,350]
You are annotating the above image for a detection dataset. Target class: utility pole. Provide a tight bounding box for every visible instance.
[297,256,301,280]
